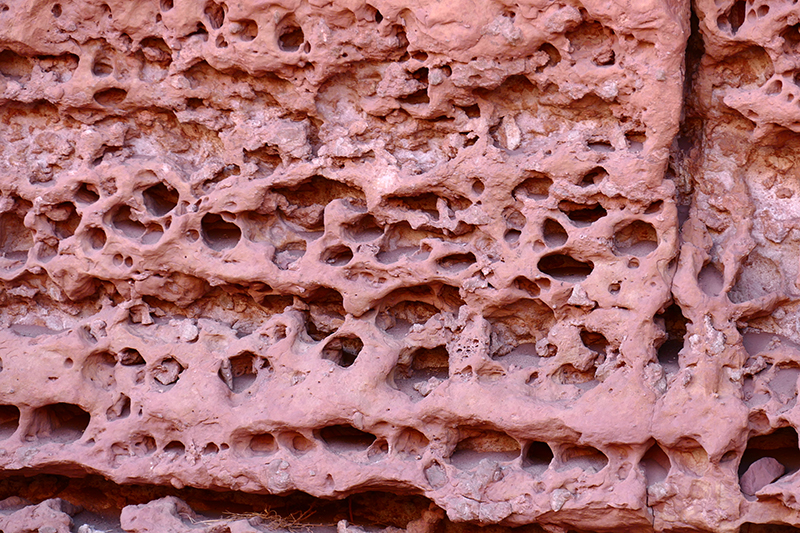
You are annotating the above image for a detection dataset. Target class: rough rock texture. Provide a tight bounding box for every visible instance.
[1,0,800,531]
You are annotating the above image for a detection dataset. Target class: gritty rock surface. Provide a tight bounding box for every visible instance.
[0,0,799,531]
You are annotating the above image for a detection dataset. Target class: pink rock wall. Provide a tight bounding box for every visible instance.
[0,0,798,531]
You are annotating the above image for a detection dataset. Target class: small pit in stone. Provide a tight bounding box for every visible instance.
[542,218,568,247]
[557,445,608,473]
[26,403,90,443]
[201,213,241,251]
[82,351,116,390]
[119,348,145,366]
[248,433,277,456]
[93,87,127,107]
[321,336,364,368]
[523,441,554,475]
[111,205,145,238]
[699,263,724,297]
[75,183,100,204]
[613,220,658,256]
[739,427,800,496]
[450,429,521,469]
[344,215,384,242]
[142,182,179,216]
[656,303,688,376]
[204,0,225,29]
[319,425,377,455]
[538,253,593,282]
[219,351,267,393]
[393,346,449,400]
[437,252,476,272]
[0,405,20,439]
[0,210,33,263]
[641,441,671,486]
[395,428,429,456]
[513,174,552,200]
[278,23,305,52]
[580,167,607,186]
[152,357,184,389]
[273,241,306,270]
[558,201,607,226]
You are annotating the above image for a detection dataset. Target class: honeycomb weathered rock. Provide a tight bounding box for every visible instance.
[3,0,800,531]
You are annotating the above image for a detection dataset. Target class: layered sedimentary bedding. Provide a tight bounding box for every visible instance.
[1,0,800,531]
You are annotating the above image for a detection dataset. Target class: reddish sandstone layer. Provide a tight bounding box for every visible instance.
[1,0,800,532]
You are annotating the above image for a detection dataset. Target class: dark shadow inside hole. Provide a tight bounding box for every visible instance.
[555,363,598,389]
[278,25,304,52]
[27,403,90,443]
[187,22,209,40]
[75,183,100,204]
[91,55,113,77]
[580,166,607,186]
[152,357,184,388]
[641,441,671,485]
[322,245,353,266]
[201,213,241,251]
[0,210,32,262]
[235,19,258,41]
[542,218,568,247]
[536,43,560,70]
[111,205,145,238]
[387,192,441,219]
[437,252,476,272]
[523,441,554,475]
[538,254,593,282]
[165,440,185,455]
[322,336,364,368]
[274,175,365,231]
[721,0,746,35]
[344,215,383,242]
[378,298,440,337]
[739,524,800,533]
[273,241,306,270]
[558,201,607,226]
[739,427,800,496]
[119,348,145,366]
[304,287,345,340]
[52,202,81,239]
[656,303,687,375]
[106,394,130,421]
[580,330,608,357]
[460,104,480,118]
[85,227,107,250]
[204,0,225,29]
[588,140,614,152]
[399,89,430,105]
[319,425,376,454]
[626,131,646,152]
[0,405,19,439]
[142,182,178,216]
[513,276,541,297]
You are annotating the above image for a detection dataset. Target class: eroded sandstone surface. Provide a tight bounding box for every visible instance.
[0,0,799,531]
